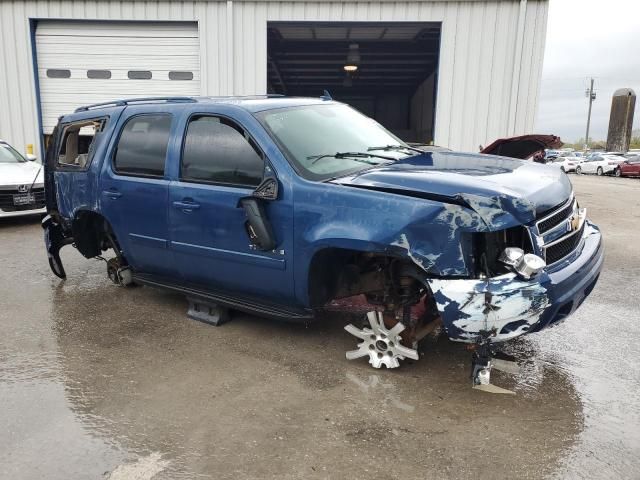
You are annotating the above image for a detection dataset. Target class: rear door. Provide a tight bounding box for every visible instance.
[99,105,178,278]
[168,112,295,303]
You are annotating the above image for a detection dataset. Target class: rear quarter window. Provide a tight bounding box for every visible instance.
[57,119,107,169]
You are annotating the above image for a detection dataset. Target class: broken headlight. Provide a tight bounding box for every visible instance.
[474,226,535,277]
[499,248,546,280]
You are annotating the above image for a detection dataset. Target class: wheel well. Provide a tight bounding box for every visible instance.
[308,248,358,306]
[71,211,119,259]
[307,248,426,308]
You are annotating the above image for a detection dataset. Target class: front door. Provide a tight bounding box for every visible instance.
[100,109,176,278]
[169,114,295,304]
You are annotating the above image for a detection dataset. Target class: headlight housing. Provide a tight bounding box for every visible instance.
[499,248,546,279]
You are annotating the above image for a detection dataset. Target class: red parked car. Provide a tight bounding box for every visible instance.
[616,155,640,177]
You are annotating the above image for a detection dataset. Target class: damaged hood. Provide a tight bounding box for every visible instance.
[331,151,572,226]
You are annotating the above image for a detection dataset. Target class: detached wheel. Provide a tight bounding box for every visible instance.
[597,167,603,176]
[615,168,622,177]
[576,166,582,174]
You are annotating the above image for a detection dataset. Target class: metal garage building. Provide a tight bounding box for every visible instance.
[0,0,548,159]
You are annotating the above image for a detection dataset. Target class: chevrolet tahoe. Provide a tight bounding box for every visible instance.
[42,96,604,389]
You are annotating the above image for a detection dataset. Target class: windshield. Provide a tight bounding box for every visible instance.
[0,143,27,164]
[256,103,411,181]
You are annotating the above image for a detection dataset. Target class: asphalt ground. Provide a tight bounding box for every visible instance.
[1,174,638,479]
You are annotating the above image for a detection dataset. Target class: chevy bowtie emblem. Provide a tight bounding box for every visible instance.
[17,184,29,193]
[570,213,580,231]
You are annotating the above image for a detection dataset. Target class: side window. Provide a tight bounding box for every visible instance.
[181,115,264,187]
[57,119,106,169]
[113,114,172,177]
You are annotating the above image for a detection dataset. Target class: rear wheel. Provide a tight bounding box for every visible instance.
[597,167,603,176]
[576,166,582,174]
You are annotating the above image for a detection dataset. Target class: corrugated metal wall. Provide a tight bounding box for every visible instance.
[0,0,548,157]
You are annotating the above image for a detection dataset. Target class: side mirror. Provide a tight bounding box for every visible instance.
[240,198,276,251]
[25,154,37,162]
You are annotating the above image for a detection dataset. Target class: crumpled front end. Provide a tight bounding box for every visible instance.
[426,219,603,343]
[380,186,604,344]
[428,274,550,342]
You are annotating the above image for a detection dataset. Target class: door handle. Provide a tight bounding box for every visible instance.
[173,200,200,211]
[103,189,122,199]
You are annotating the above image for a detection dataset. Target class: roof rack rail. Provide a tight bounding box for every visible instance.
[75,96,197,112]
[204,94,286,99]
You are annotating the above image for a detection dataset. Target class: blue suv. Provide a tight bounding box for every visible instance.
[43,96,603,385]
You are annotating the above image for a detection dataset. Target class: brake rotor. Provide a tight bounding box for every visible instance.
[345,311,419,368]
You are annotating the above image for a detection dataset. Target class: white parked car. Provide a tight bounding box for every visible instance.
[0,140,45,218]
[550,155,581,173]
[575,154,624,176]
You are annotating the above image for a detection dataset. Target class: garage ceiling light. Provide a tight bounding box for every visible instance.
[343,43,360,72]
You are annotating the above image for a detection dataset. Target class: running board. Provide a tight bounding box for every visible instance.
[132,274,314,321]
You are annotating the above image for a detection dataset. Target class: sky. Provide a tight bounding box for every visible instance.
[535,0,639,143]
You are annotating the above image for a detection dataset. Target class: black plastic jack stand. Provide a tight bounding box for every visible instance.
[187,297,231,326]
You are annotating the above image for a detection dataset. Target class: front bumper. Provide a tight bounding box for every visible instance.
[0,206,46,218]
[428,220,603,343]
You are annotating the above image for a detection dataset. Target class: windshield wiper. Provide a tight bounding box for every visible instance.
[367,144,425,154]
[308,151,396,165]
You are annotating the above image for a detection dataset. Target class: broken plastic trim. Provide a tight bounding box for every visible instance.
[427,273,550,343]
[42,214,72,279]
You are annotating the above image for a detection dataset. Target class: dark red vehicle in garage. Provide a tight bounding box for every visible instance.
[616,155,640,177]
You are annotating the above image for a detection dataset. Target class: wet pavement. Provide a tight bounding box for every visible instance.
[1,175,638,479]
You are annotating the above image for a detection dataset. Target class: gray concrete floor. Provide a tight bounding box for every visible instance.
[1,174,638,479]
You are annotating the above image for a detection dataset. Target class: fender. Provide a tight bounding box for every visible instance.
[292,181,498,306]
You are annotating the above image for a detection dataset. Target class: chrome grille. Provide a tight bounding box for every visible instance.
[0,187,46,211]
[536,196,575,234]
[544,221,585,264]
[537,201,574,234]
[533,195,586,265]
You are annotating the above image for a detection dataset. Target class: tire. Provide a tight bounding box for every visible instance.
[597,167,603,176]
[576,166,582,175]
[560,166,566,172]
[615,168,622,177]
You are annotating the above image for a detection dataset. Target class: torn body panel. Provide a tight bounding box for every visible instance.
[428,274,549,342]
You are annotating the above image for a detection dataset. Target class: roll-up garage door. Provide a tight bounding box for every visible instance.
[35,21,200,133]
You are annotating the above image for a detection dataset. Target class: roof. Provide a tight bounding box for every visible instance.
[71,95,334,115]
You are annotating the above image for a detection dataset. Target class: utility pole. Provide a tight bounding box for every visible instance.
[584,77,596,151]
